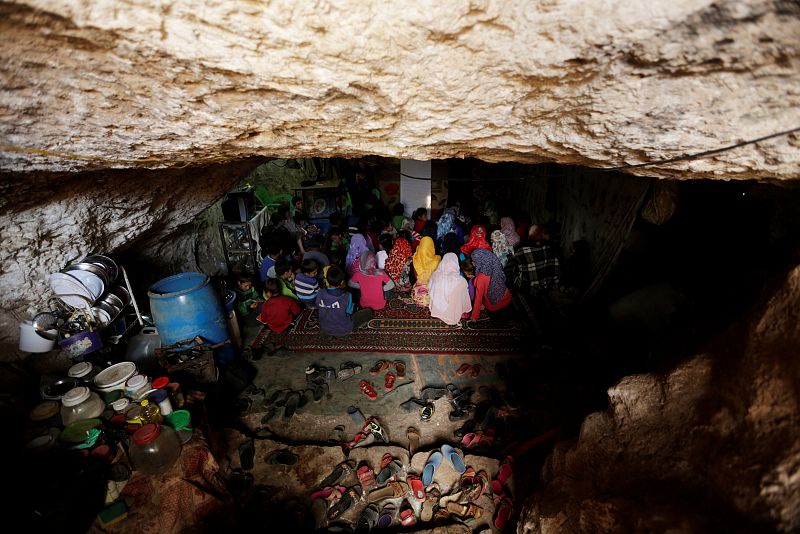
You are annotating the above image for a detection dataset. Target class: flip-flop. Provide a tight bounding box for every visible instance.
[338,361,363,380]
[377,502,396,528]
[328,485,363,520]
[406,426,420,456]
[313,381,329,403]
[469,364,482,378]
[420,482,440,522]
[367,480,409,502]
[318,459,355,488]
[406,474,425,501]
[310,486,334,502]
[497,455,513,485]
[494,497,513,529]
[357,463,377,491]
[282,391,301,421]
[370,360,390,375]
[393,360,406,379]
[399,501,417,526]
[359,380,378,400]
[441,444,466,474]
[375,458,402,486]
[327,424,345,444]
[355,503,379,533]
[348,405,366,425]
[384,372,396,392]
[238,439,255,471]
[420,387,447,401]
[264,449,299,465]
[455,363,472,376]
[421,450,443,487]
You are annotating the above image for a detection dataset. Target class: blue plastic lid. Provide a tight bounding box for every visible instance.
[147,389,169,403]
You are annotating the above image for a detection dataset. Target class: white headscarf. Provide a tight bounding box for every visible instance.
[428,253,472,325]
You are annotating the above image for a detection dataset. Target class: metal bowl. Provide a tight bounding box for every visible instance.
[101,292,124,310]
[41,377,79,400]
[95,301,121,321]
[82,254,118,284]
[110,284,131,306]
[63,262,110,289]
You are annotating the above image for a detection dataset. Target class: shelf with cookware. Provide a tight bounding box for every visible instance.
[23,254,144,358]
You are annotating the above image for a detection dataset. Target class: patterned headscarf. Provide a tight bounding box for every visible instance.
[346,234,370,273]
[461,225,492,255]
[491,230,512,267]
[413,236,441,284]
[359,251,379,276]
[385,238,412,280]
[471,248,507,305]
[500,217,520,248]
[436,209,456,242]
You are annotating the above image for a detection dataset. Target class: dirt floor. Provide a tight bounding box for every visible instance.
[203,318,550,532]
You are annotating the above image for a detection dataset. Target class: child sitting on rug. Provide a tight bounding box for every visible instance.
[257,278,301,333]
[348,251,395,311]
[316,265,373,337]
[294,259,320,305]
[272,261,299,300]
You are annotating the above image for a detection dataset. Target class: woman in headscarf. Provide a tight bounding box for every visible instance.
[468,249,512,320]
[384,237,414,292]
[348,251,395,310]
[428,253,472,325]
[441,233,464,260]
[346,234,370,275]
[461,224,492,255]
[411,236,441,307]
[500,217,520,248]
[436,208,464,252]
[491,230,513,267]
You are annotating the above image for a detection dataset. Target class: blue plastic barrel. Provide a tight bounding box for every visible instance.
[148,273,232,363]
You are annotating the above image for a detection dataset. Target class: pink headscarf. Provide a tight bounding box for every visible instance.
[500,217,520,248]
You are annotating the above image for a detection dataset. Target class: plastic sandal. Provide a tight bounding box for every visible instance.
[365,417,390,443]
[494,497,512,530]
[406,426,420,456]
[470,364,482,378]
[384,372,396,392]
[370,360,390,375]
[406,474,425,501]
[441,444,466,474]
[319,459,355,488]
[497,455,513,485]
[460,432,476,448]
[357,463,378,491]
[468,470,489,501]
[355,503,379,533]
[338,361,363,380]
[377,502,396,528]
[359,380,378,400]
[420,482,440,521]
[393,360,406,379]
[367,480,409,502]
[376,458,402,486]
[421,450,443,487]
[400,501,417,526]
[419,403,434,422]
[310,486,334,502]
[328,485,363,520]
[456,363,472,376]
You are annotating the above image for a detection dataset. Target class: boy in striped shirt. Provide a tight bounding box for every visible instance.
[294,259,320,305]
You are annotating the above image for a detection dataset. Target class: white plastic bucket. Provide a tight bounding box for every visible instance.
[19,321,56,353]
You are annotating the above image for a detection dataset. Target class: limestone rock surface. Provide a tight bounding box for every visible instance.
[0,0,798,179]
[519,263,800,533]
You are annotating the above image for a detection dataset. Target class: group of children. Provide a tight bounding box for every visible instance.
[233,193,568,338]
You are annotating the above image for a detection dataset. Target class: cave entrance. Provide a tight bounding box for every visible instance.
[15,156,800,533]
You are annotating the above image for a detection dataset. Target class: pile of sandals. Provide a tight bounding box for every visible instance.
[309,443,515,531]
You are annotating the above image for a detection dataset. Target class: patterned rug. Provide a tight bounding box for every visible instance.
[251,294,538,355]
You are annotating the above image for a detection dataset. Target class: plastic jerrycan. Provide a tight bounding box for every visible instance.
[125,327,162,373]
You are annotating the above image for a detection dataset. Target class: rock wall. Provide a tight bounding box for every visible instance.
[0,0,798,179]
[0,159,263,354]
[520,263,800,532]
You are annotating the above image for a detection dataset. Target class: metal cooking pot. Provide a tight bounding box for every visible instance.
[82,254,118,284]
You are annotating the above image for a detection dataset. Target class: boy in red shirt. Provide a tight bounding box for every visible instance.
[257,279,301,332]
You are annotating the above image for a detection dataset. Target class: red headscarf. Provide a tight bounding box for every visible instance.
[461,225,492,255]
